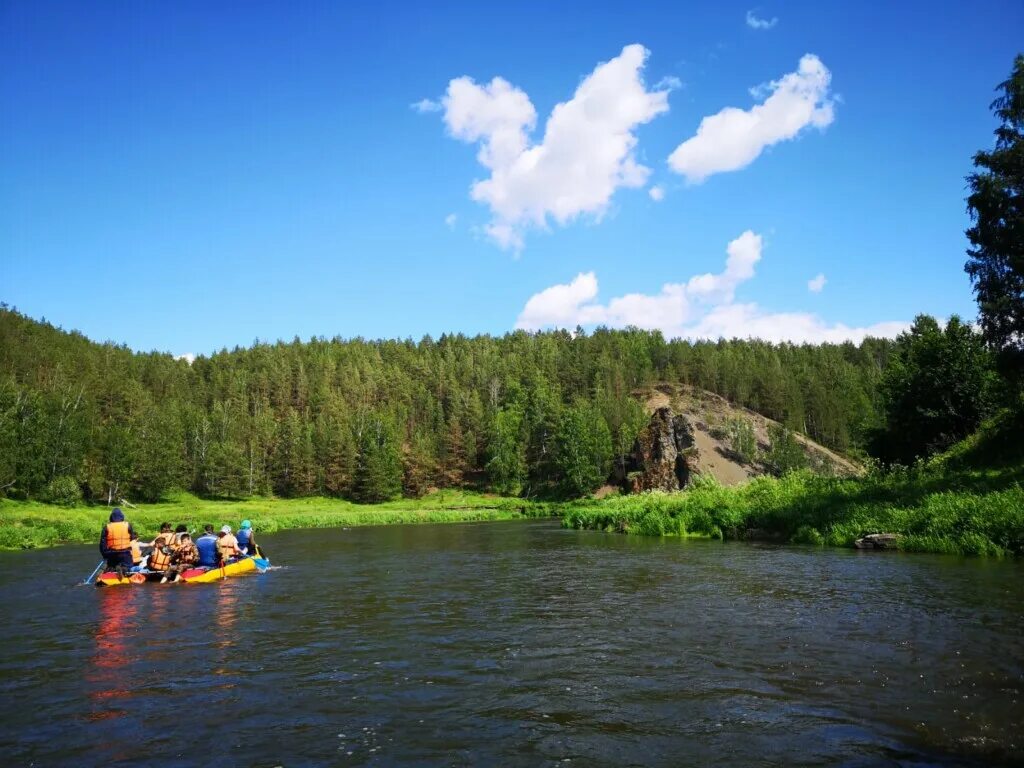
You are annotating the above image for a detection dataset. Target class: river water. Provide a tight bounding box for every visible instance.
[0,520,1021,767]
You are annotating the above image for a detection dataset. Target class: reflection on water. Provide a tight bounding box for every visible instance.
[85,590,139,723]
[0,520,1022,767]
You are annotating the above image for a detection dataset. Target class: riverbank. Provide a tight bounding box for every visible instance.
[563,413,1024,557]
[0,491,553,549]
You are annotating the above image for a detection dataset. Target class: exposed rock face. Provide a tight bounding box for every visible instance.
[627,407,697,492]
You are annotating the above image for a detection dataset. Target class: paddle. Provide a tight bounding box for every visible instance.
[82,559,105,585]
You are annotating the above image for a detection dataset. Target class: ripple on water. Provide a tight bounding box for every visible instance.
[0,521,1021,767]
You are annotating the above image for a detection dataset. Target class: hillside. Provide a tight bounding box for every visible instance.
[639,384,861,487]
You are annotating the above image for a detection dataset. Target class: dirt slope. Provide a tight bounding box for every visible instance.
[641,384,861,487]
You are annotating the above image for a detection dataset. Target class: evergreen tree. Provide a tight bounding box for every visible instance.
[354,411,402,502]
[966,54,1024,381]
[554,402,613,497]
[486,406,527,496]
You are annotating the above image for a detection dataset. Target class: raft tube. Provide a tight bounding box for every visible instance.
[95,554,270,587]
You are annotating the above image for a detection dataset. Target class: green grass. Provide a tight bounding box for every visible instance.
[560,411,1024,557]
[0,490,554,550]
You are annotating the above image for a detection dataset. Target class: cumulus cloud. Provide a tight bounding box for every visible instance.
[685,230,761,304]
[411,98,443,113]
[649,185,665,201]
[517,272,604,330]
[745,10,778,29]
[445,213,457,229]
[515,231,908,343]
[440,44,672,249]
[175,353,196,365]
[807,273,826,293]
[668,54,835,183]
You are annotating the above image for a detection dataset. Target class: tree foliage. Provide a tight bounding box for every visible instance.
[870,315,996,464]
[966,54,1024,380]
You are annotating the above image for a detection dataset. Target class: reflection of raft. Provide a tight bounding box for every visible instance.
[95,554,270,587]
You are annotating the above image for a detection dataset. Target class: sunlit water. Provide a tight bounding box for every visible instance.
[0,520,1021,766]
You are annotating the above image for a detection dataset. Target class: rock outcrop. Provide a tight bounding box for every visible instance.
[854,533,902,550]
[626,407,697,492]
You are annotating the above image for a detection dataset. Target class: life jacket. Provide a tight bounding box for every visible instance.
[174,541,198,565]
[217,534,239,562]
[105,521,131,551]
[130,540,142,564]
[148,532,175,571]
[196,534,218,567]
[237,528,252,552]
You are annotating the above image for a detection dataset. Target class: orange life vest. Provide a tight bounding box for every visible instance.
[148,532,175,571]
[105,521,131,551]
[217,534,239,562]
[130,540,142,564]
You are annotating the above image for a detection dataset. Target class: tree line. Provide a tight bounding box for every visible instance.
[0,307,899,503]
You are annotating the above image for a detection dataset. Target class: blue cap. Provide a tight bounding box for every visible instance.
[110,508,124,522]
[240,519,252,530]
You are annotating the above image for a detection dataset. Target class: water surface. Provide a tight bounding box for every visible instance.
[0,520,1021,766]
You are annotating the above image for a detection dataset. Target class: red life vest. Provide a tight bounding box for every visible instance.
[105,521,131,551]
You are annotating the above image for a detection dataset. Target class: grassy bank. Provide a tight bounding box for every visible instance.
[0,491,553,550]
[562,413,1024,557]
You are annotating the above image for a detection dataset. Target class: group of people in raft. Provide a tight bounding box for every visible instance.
[99,508,258,583]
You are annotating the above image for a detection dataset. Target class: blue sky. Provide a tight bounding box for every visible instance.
[2,1,1021,357]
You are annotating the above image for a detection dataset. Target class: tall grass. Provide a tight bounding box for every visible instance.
[0,491,553,550]
[562,472,1024,556]
[561,412,1024,556]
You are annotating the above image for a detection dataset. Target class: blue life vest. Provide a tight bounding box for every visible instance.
[237,528,251,552]
[196,533,218,567]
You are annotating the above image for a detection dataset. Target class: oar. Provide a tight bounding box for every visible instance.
[82,559,105,585]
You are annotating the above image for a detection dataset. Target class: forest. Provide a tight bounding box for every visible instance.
[0,306,902,505]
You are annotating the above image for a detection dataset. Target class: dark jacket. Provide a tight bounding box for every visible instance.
[99,509,135,557]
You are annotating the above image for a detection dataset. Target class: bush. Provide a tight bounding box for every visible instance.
[44,476,82,506]
[726,418,757,465]
[765,424,808,476]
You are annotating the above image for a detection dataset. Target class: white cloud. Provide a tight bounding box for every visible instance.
[654,75,683,91]
[685,304,907,344]
[411,98,443,114]
[517,272,605,330]
[808,273,826,293]
[685,229,761,304]
[440,44,672,249]
[445,213,457,229]
[745,10,778,29]
[649,185,665,201]
[515,231,908,343]
[175,353,196,365]
[668,54,835,183]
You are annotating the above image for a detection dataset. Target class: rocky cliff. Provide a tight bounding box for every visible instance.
[626,407,697,492]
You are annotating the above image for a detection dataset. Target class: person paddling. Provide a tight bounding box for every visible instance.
[99,508,135,579]
[236,520,256,555]
[217,525,242,564]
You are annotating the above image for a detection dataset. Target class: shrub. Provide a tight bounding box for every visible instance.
[44,476,82,507]
[726,418,757,465]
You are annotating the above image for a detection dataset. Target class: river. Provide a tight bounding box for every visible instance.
[0,520,1021,766]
